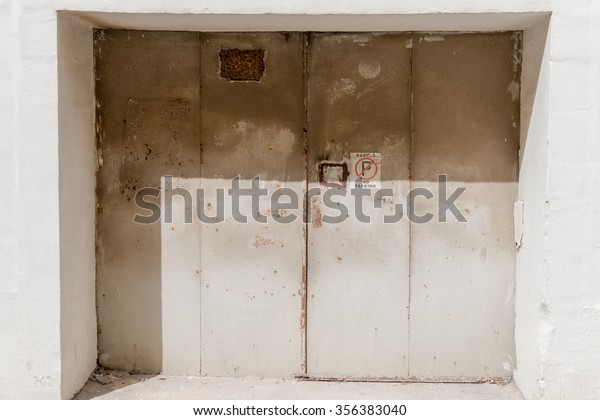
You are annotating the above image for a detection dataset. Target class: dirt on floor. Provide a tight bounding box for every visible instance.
[74,369,523,400]
[73,368,158,400]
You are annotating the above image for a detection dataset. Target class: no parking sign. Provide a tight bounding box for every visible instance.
[350,152,381,189]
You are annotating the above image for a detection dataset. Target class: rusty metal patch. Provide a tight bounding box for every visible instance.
[219,49,265,81]
[318,162,349,189]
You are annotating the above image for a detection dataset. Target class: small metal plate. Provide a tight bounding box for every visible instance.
[219,49,265,81]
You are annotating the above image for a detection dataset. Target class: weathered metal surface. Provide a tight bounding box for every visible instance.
[95,30,200,372]
[219,48,266,81]
[318,162,349,188]
[199,33,305,376]
[409,32,520,377]
[306,33,412,378]
[95,30,520,379]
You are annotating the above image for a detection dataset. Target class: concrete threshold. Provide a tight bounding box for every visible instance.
[74,371,523,400]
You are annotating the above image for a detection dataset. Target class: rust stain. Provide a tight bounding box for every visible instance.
[300,222,307,373]
[301,262,307,331]
[119,177,139,202]
[299,376,511,384]
[219,49,265,81]
[311,201,322,228]
[318,161,349,188]
[252,236,275,248]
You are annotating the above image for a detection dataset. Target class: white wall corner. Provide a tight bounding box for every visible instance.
[538,0,600,399]
[58,12,98,399]
[514,14,551,399]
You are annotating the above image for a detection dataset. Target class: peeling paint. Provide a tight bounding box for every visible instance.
[251,236,276,248]
[358,58,381,79]
[507,80,520,101]
[310,201,323,228]
[328,78,356,105]
[217,120,298,159]
[423,35,445,42]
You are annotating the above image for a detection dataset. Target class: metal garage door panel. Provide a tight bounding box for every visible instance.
[95,30,201,373]
[307,33,412,378]
[410,33,520,378]
[199,33,305,376]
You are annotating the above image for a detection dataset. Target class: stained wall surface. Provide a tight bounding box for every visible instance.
[96,30,519,380]
[410,32,520,377]
[95,30,201,372]
[306,32,412,378]
[198,33,306,377]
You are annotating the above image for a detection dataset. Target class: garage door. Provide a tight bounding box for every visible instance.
[95,30,520,379]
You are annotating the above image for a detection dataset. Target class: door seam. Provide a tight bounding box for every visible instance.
[302,31,310,376]
[407,31,415,378]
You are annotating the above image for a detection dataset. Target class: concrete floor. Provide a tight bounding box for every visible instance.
[74,371,523,400]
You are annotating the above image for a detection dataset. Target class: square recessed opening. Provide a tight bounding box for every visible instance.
[57,10,550,398]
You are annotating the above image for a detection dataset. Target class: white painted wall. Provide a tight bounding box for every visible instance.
[514,16,551,399]
[57,13,97,400]
[0,0,62,399]
[0,0,598,399]
[540,1,600,398]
